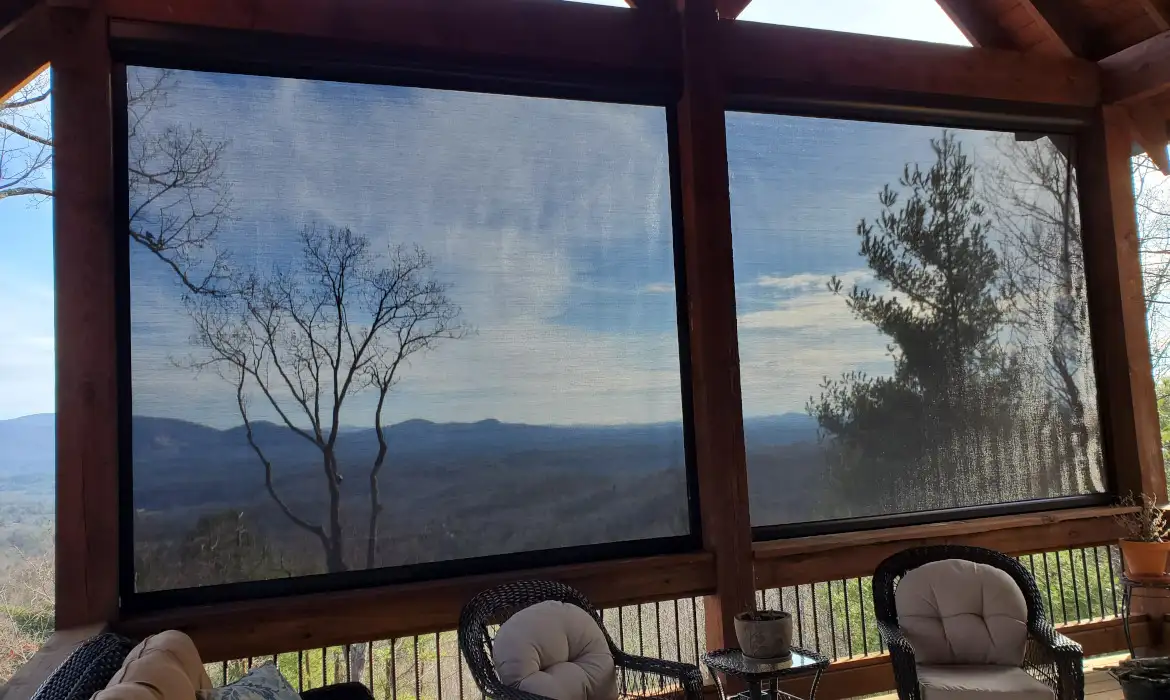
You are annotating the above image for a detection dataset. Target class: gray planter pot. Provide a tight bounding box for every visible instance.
[734,611,793,661]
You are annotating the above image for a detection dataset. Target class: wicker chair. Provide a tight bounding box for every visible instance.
[873,545,1084,700]
[459,580,703,700]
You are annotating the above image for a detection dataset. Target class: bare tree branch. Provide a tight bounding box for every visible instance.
[185,225,467,573]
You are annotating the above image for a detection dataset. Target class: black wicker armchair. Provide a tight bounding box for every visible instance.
[459,580,704,700]
[873,546,1084,700]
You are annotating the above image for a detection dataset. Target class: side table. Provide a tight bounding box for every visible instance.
[701,648,829,700]
[1121,574,1170,657]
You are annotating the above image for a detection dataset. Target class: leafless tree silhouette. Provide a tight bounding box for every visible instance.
[2,67,233,295]
[186,225,467,572]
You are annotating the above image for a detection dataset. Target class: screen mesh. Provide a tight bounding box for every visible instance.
[727,114,1106,526]
[126,68,688,590]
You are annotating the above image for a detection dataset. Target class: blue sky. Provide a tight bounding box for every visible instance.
[0,1,1139,430]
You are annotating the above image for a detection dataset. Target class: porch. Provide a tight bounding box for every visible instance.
[3,0,1170,699]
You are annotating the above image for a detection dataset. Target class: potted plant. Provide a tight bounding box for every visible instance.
[1116,493,1170,577]
[1110,658,1170,700]
[734,610,793,662]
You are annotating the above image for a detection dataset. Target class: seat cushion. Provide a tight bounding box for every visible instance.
[492,600,618,700]
[896,559,1029,666]
[918,665,1055,700]
[30,633,136,700]
[94,630,212,700]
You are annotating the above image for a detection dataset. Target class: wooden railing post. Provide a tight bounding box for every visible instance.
[52,4,120,628]
[1078,105,1167,505]
[673,0,756,651]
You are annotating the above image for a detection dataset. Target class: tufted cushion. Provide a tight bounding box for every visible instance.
[29,633,136,700]
[917,665,1055,700]
[896,559,1028,666]
[492,601,618,700]
[94,630,212,700]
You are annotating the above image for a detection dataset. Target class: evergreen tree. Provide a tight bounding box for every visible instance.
[808,132,1019,506]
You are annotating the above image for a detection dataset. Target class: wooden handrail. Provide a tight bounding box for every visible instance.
[754,506,1131,589]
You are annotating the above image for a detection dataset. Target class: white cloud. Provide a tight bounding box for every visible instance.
[735,269,893,414]
[643,282,675,294]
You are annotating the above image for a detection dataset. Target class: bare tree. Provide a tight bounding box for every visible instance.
[186,225,466,572]
[1134,154,1170,376]
[2,67,232,295]
[0,71,52,202]
[984,136,1091,474]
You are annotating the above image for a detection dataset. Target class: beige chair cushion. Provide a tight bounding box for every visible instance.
[896,559,1029,666]
[94,630,211,700]
[492,601,618,700]
[918,665,1055,700]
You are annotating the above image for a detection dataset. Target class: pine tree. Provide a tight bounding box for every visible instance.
[808,132,1020,507]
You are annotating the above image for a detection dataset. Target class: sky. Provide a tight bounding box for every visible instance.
[0,2,1164,428]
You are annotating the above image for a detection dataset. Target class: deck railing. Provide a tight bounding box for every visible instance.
[203,545,1126,697]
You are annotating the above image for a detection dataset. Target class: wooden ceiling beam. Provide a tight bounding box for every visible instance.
[933,0,1019,49]
[724,20,1101,108]
[1101,30,1170,104]
[104,0,1103,109]
[1017,0,1091,58]
[0,3,49,104]
[104,0,679,80]
[1127,102,1170,175]
[1135,0,1170,33]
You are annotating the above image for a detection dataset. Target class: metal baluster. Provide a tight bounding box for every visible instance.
[619,606,626,650]
[1041,552,1057,623]
[297,653,303,693]
[826,580,839,660]
[691,598,700,665]
[1092,547,1107,620]
[655,602,663,659]
[436,633,442,700]
[810,583,821,654]
[413,637,420,700]
[368,642,374,693]
[458,638,465,700]
[843,578,854,658]
[1080,547,1093,619]
[390,639,398,700]
[1108,546,1121,615]
[637,604,645,656]
[221,662,228,687]
[796,584,806,649]
[857,578,869,656]
[674,599,683,662]
[1066,550,1081,622]
[320,648,327,689]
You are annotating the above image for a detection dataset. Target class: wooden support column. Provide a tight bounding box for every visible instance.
[52,4,120,628]
[674,0,755,651]
[1077,106,1167,504]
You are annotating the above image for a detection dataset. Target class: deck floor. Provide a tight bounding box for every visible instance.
[868,653,1129,700]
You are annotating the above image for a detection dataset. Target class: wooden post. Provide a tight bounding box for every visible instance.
[674,0,756,651]
[52,5,121,628]
[1078,105,1167,504]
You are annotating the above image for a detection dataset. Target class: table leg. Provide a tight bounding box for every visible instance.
[809,667,825,700]
[713,674,727,700]
[1123,586,1135,659]
[748,681,763,700]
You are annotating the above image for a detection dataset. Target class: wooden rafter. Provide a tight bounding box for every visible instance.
[933,0,1018,49]
[0,3,49,103]
[1136,0,1170,33]
[724,21,1101,108]
[1101,30,1170,104]
[1017,0,1090,58]
[1127,102,1170,175]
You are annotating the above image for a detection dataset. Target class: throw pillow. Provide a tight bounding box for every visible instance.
[197,664,301,700]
